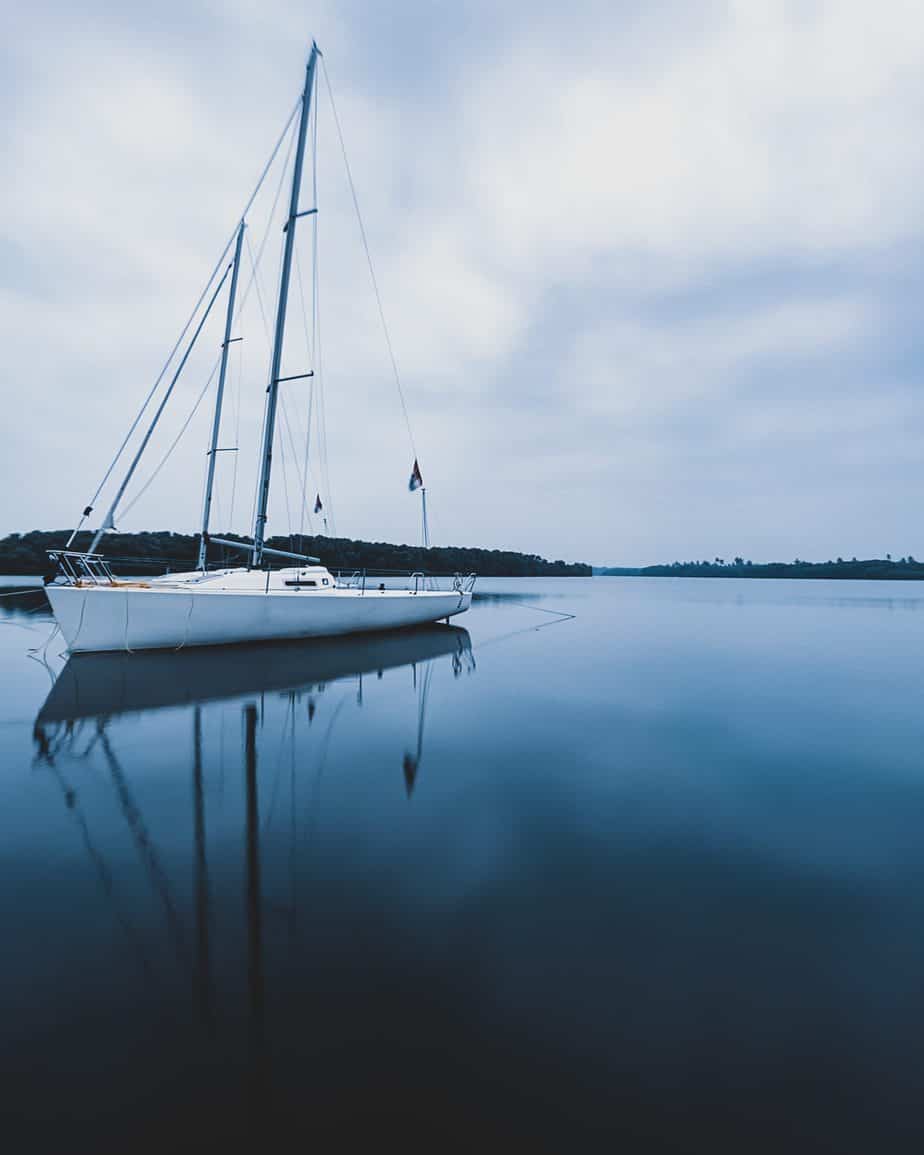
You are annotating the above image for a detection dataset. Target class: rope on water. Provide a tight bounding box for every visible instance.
[0,618,40,632]
[487,599,577,621]
[27,623,61,686]
[472,600,577,652]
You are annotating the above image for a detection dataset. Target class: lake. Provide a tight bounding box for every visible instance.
[2,576,924,1151]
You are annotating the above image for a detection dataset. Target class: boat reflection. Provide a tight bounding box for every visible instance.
[30,623,476,1093]
[35,624,473,725]
[35,622,474,822]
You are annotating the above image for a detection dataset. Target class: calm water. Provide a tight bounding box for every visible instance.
[3,576,924,1151]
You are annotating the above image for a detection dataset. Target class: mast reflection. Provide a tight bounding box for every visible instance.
[244,702,265,1085]
[192,705,213,1031]
[30,624,475,1070]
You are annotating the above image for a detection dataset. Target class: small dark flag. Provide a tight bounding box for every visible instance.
[408,459,423,492]
[314,494,323,514]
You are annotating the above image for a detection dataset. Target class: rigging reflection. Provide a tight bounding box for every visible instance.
[403,660,434,797]
[30,624,475,1050]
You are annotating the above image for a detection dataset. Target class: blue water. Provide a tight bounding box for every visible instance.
[2,576,924,1152]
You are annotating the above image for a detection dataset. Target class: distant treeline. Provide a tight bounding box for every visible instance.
[0,530,591,578]
[597,556,924,580]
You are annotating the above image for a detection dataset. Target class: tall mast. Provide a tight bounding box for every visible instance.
[198,219,245,570]
[252,43,319,567]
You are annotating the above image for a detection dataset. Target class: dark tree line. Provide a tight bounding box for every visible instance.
[597,557,924,580]
[0,530,591,578]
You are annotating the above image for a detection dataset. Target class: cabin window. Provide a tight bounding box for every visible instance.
[285,579,317,588]
[322,578,329,586]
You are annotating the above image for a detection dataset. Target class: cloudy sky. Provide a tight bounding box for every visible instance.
[3,0,923,565]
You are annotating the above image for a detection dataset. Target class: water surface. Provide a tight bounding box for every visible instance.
[2,576,923,1151]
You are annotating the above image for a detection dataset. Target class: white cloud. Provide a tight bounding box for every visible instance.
[2,0,923,561]
[570,295,873,420]
[461,0,924,273]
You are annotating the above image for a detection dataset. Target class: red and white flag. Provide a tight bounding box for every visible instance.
[314,493,323,514]
[408,459,423,492]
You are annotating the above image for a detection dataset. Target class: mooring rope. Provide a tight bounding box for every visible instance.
[69,594,89,653]
[174,592,196,651]
[123,594,134,655]
[484,599,577,621]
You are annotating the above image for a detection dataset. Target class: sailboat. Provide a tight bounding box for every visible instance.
[45,43,474,654]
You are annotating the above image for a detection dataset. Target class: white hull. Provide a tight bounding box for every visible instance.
[46,568,472,653]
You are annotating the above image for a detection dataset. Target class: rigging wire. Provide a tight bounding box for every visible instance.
[231,126,298,540]
[243,131,321,547]
[313,255,336,538]
[93,107,301,537]
[240,128,298,543]
[320,56,418,462]
[279,390,317,536]
[297,88,320,544]
[119,362,220,518]
[267,253,317,536]
[244,229,273,540]
[245,229,285,542]
[69,97,302,547]
[88,260,234,552]
[121,193,289,528]
[249,390,269,550]
[257,92,320,547]
[211,466,224,533]
[276,398,295,540]
[315,366,333,535]
[228,313,244,528]
[294,243,316,540]
[251,337,274,542]
[243,119,298,335]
